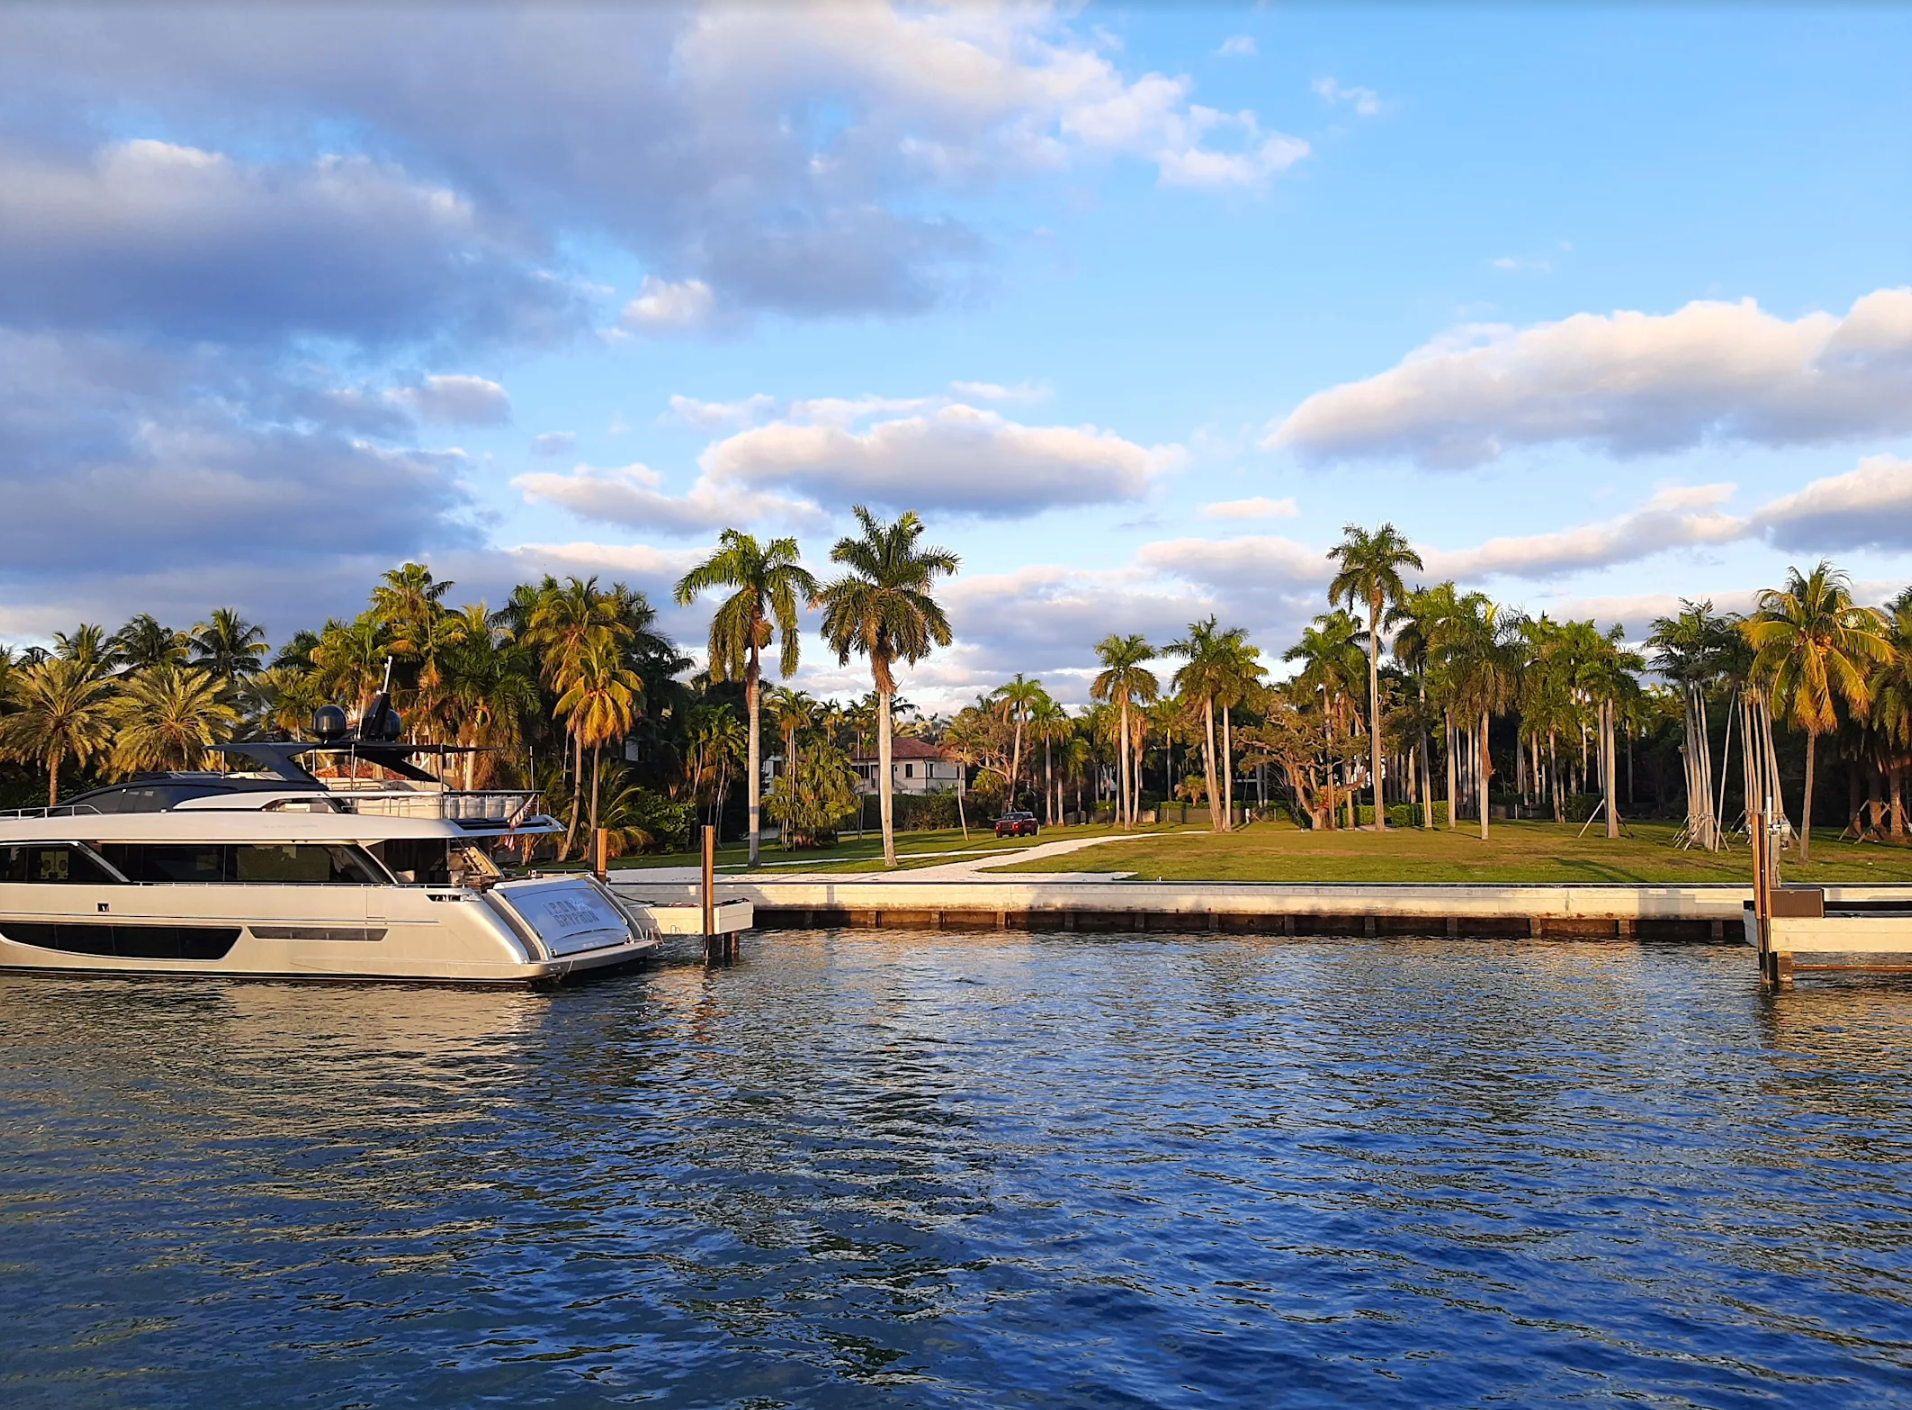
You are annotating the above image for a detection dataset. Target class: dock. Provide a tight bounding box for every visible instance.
[610,875,1912,942]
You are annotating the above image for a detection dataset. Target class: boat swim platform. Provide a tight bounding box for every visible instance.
[611,877,1912,942]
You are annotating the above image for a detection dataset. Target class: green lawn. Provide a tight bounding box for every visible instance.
[985,819,1912,885]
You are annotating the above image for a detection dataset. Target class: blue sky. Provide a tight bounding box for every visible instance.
[1,4,1908,706]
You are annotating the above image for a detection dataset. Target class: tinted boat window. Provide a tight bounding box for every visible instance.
[0,845,122,884]
[94,844,384,884]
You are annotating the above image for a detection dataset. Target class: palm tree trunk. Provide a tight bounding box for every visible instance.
[1892,763,1905,844]
[590,742,602,838]
[1202,696,1220,831]
[1222,702,1235,831]
[1444,710,1458,830]
[1478,711,1491,841]
[745,653,762,868]
[878,685,897,867]
[46,750,59,809]
[1367,596,1385,831]
[1604,699,1620,840]
[1044,738,1053,825]
[1800,730,1816,863]
[564,728,583,858]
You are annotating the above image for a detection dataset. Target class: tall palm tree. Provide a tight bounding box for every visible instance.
[1091,634,1157,827]
[1869,598,1912,843]
[554,636,644,845]
[110,666,237,773]
[673,531,817,868]
[1283,610,1367,830]
[55,624,112,669]
[439,604,540,789]
[1393,582,1474,830]
[109,613,189,673]
[1327,523,1424,830]
[0,658,117,806]
[311,616,391,719]
[992,673,1049,808]
[1167,618,1235,831]
[370,562,453,650]
[1438,596,1523,841]
[526,577,631,858]
[1743,562,1890,862]
[190,608,269,682]
[1030,696,1072,824]
[1214,627,1264,824]
[815,507,960,868]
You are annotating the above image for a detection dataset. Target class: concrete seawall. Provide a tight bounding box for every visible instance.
[609,877,1912,942]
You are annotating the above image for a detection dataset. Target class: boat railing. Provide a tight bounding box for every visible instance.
[330,789,540,823]
[0,804,104,820]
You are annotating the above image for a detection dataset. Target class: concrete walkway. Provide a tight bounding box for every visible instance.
[612,830,1178,887]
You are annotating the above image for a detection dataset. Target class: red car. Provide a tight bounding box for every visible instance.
[995,810,1040,838]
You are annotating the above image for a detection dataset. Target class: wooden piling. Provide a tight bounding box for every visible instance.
[701,824,717,960]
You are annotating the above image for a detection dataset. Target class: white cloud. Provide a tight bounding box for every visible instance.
[619,275,716,333]
[1421,484,1746,581]
[1752,454,1912,551]
[1268,288,1912,468]
[512,461,823,536]
[1216,36,1258,58]
[700,402,1185,516]
[392,374,511,425]
[665,393,780,429]
[1201,495,1298,520]
[949,379,1052,403]
[1312,77,1381,117]
[531,430,576,457]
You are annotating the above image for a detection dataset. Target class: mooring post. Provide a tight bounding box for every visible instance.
[1753,806,1773,989]
[701,824,717,959]
[593,827,608,882]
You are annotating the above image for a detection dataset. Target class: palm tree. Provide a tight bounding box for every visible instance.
[55,624,112,669]
[110,666,237,773]
[1327,524,1424,830]
[1438,596,1523,841]
[1214,627,1265,824]
[1167,618,1236,831]
[1030,696,1073,824]
[439,604,540,789]
[190,608,269,682]
[673,531,818,868]
[815,507,960,868]
[0,658,117,806]
[526,577,631,858]
[370,563,453,651]
[991,674,1049,809]
[311,616,391,719]
[1869,598,1912,843]
[554,636,643,845]
[1743,562,1890,862]
[1091,634,1157,827]
[109,614,189,673]
[1283,610,1367,829]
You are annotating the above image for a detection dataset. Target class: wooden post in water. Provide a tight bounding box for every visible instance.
[701,824,717,960]
[593,828,608,882]
[1753,805,1774,989]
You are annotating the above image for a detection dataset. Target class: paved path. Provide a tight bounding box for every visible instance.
[613,831,1184,887]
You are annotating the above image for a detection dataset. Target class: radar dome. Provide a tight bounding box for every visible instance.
[311,705,349,742]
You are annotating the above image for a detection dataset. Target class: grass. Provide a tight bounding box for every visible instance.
[984,818,1912,886]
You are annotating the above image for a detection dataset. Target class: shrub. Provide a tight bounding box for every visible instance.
[1354,802,1450,827]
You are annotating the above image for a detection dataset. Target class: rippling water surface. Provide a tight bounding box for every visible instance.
[4,935,1912,1407]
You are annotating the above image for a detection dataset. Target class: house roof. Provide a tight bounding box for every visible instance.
[851,737,951,763]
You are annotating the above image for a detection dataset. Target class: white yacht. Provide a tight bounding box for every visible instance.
[0,703,659,984]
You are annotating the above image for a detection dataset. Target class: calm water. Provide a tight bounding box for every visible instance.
[4,936,1912,1409]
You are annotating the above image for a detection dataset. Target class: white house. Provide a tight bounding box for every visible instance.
[850,737,966,796]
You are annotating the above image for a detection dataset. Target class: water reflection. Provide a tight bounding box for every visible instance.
[3,938,1911,1408]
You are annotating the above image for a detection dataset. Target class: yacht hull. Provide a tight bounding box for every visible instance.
[0,875,661,985]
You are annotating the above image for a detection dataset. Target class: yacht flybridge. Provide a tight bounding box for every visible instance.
[0,700,659,984]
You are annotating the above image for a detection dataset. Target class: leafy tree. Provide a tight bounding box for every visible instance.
[190,608,269,682]
[0,659,116,806]
[1091,634,1157,827]
[109,614,189,673]
[1743,562,1890,861]
[673,531,817,868]
[110,666,237,773]
[764,736,860,847]
[1327,523,1423,830]
[816,507,959,868]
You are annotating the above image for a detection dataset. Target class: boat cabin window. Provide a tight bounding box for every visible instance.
[94,843,387,885]
[372,839,452,885]
[0,844,122,884]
